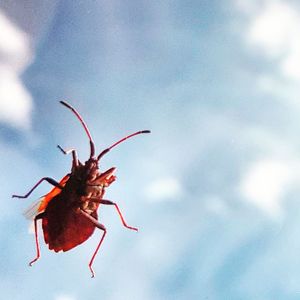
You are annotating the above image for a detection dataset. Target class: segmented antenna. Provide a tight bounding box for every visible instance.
[60,101,95,158]
[97,130,151,160]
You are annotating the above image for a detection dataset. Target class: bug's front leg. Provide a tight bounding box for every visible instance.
[12,177,62,199]
[29,212,45,266]
[57,145,79,168]
[79,209,107,278]
[89,198,138,231]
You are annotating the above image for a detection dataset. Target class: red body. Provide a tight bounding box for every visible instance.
[13,101,150,277]
[42,163,114,252]
[44,201,97,252]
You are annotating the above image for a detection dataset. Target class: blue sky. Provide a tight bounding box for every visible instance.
[1,0,300,299]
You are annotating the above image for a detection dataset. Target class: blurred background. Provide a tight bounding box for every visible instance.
[1,0,300,299]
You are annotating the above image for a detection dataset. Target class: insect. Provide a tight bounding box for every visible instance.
[12,101,150,277]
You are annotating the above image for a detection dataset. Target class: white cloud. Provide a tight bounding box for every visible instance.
[239,159,293,217]
[0,64,33,129]
[245,1,300,82]
[143,176,183,202]
[247,2,299,57]
[0,10,33,130]
[0,10,31,71]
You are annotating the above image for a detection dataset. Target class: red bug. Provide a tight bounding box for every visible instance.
[13,101,150,277]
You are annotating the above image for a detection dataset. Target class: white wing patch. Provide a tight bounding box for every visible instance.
[23,196,45,220]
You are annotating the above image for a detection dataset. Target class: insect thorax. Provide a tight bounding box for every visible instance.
[73,162,116,214]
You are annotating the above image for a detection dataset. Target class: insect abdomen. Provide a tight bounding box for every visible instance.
[42,195,97,252]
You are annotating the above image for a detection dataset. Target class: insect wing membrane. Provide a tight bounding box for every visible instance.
[23,175,70,219]
[23,197,45,220]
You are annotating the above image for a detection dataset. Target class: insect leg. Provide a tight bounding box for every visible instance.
[29,212,45,266]
[57,145,79,167]
[79,209,107,278]
[12,177,63,199]
[90,198,138,231]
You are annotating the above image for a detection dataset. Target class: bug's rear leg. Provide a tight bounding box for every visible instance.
[12,177,62,199]
[79,209,107,278]
[29,212,45,266]
[91,198,138,231]
[57,145,79,168]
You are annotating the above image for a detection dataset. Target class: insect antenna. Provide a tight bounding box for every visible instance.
[97,130,151,160]
[60,101,96,158]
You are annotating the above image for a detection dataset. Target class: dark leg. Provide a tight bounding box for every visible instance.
[57,145,79,168]
[79,209,107,278]
[90,198,138,231]
[12,177,62,199]
[29,212,45,266]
